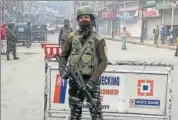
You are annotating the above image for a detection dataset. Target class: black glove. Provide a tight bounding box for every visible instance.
[86,80,97,92]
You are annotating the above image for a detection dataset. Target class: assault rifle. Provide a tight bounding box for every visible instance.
[51,53,101,115]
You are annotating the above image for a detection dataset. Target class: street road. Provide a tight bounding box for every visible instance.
[1,33,178,120]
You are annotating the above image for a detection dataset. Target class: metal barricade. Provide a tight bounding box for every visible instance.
[41,42,61,120]
[41,48,174,120]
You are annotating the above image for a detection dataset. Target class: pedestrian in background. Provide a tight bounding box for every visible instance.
[175,37,178,57]
[120,27,129,50]
[1,23,7,55]
[6,23,19,60]
[58,20,73,50]
[173,27,178,45]
[25,22,32,48]
[160,26,167,44]
[153,25,159,45]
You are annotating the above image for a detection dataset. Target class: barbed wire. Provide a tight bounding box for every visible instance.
[108,60,174,70]
[46,59,174,71]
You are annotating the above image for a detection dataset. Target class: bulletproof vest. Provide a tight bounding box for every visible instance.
[69,32,98,76]
[61,27,71,44]
[7,28,16,40]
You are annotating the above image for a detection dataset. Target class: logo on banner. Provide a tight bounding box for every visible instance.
[53,74,67,104]
[130,99,160,109]
[137,80,154,96]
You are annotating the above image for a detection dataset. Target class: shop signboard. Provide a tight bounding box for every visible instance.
[156,0,172,9]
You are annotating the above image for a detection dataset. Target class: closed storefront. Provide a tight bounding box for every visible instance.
[147,17,162,40]
[98,7,117,35]
[144,7,161,40]
[146,8,178,39]
[162,8,178,25]
[119,9,141,38]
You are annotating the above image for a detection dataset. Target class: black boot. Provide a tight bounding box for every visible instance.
[13,55,19,60]
[14,57,19,60]
[7,56,10,60]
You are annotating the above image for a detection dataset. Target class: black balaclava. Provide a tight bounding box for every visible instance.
[8,23,14,29]
[64,20,69,27]
[78,15,95,39]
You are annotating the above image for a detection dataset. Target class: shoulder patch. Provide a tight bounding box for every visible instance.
[68,32,77,40]
[95,34,104,41]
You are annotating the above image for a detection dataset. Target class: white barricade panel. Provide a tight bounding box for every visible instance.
[82,72,126,112]
[49,68,169,117]
[123,72,168,116]
[49,69,70,111]
[49,69,126,113]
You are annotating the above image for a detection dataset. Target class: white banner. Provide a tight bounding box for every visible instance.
[49,68,168,116]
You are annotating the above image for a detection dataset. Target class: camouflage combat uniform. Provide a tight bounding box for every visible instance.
[59,20,73,49]
[6,23,19,60]
[60,6,108,120]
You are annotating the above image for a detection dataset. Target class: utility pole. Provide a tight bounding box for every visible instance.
[0,1,2,84]
[111,0,115,38]
[162,9,164,25]
[139,0,145,43]
[171,1,175,30]
[124,0,126,26]
[1,1,5,23]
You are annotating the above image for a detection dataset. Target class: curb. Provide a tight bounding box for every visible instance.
[105,37,176,50]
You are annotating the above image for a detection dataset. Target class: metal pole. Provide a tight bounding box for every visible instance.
[124,0,126,26]
[162,9,164,25]
[171,1,175,30]
[0,1,2,83]
[2,1,4,23]
[140,1,144,42]
[112,0,115,38]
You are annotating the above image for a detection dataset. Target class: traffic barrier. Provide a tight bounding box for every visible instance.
[44,61,174,120]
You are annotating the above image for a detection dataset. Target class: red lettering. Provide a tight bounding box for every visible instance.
[100,89,119,95]
[100,96,103,101]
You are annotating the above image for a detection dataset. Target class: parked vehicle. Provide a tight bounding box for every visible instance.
[15,23,27,46]
[47,24,55,34]
[32,24,47,42]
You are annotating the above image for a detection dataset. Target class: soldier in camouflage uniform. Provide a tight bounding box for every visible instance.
[60,5,108,120]
[58,20,73,49]
[25,22,32,48]
[6,23,19,60]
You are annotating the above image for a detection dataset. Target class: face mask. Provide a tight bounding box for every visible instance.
[78,20,91,29]
[64,22,69,26]
[9,25,13,28]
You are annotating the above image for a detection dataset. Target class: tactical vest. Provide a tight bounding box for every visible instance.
[61,27,71,45]
[69,32,99,76]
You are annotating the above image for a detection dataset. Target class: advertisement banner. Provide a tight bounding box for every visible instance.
[49,68,168,116]
[143,8,160,17]
[118,10,137,21]
[124,74,168,116]
[49,70,125,112]
[83,72,125,112]
[156,1,172,9]
[99,8,117,20]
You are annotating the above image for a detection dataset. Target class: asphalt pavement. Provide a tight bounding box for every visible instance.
[1,33,178,120]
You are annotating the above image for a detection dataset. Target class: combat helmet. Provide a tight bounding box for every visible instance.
[8,22,15,28]
[77,5,95,20]
[76,5,96,27]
